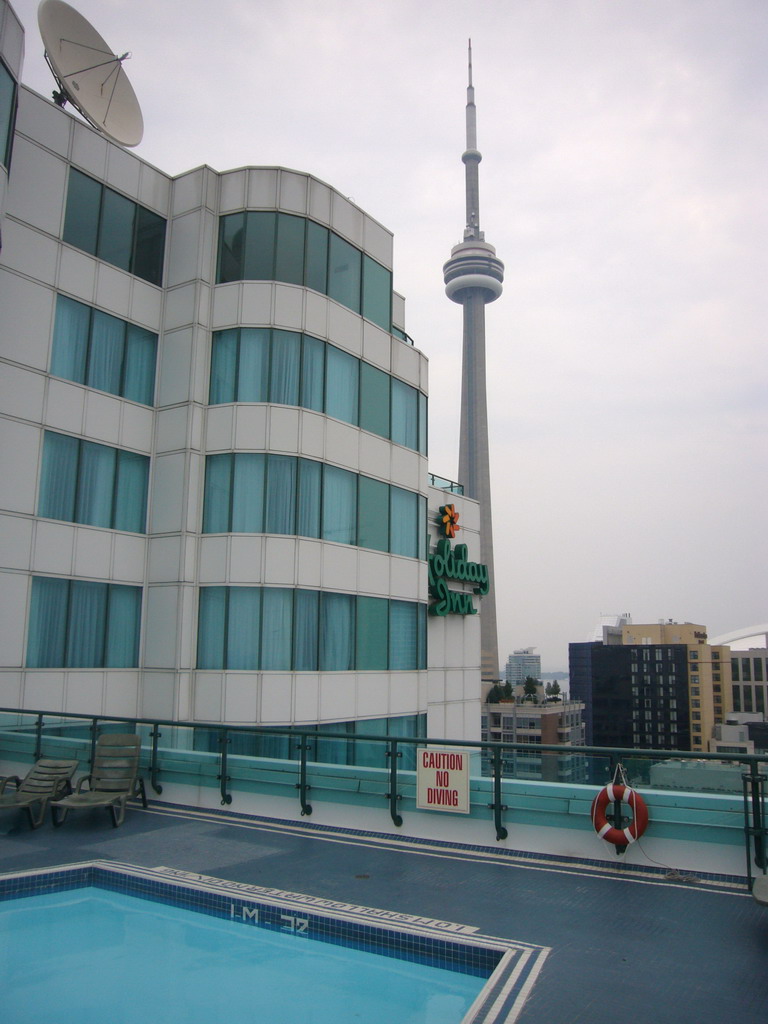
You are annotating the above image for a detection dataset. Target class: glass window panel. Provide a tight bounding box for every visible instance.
[105,585,141,667]
[243,212,276,280]
[261,588,293,670]
[67,580,108,667]
[357,476,389,553]
[87,310,126,396]
[231,453,265,533]
[209,329,238,404]
[325,346,359,425]
[300,335,325,412]
[265,455,296,534]
[217,213,245,283]
[418,603,427,669]
[389,601,418,670]
[226,588,261,670]
[123,324,157,405]
[305,221,328,294]
[297,458,321,538]
[351,716,387,768]
[50,296,90,384]
[391,378,419,450]
[197,587,227,669]
[328,233,361,312]
[27,577,69,668]
[132,206,166,286]
[755,659,764,683]
[75,440,116,528]
[113,451,149,532]
[63,169,101,255]
[390,486,418,558]
[322,465,357,545]
[293,589,319,670]
[320,593,355,671]
[356,596,388,670]
[0,61,15,168]
[39,432,79,522]
[275,214,306,286]
[418,392,428,456]
[270,330,300,406]
[359,362,390,438]
[98,187,135,272]
[203,454,234,533]
[418,495,428,560]
[362,255,391,330]
[237,328,269,402]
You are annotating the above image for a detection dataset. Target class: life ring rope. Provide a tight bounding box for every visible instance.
[591,781,649,846]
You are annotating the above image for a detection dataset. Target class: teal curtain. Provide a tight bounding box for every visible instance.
[390,486,418,558]
[261,589,293,669]
[237,328,269,402]
[325,347,358,425]
[38,432,79,522]
[320,593,354,670]
[26,577,69,667]
[75,441,116,529]
[113,451,149,533]
[105,585,142,666]
[66,581,108,667]
[231,453,265,533]
[226,588,261,670]
[123,324,157,405]
[293,590,319,670]
[203,454,233,533]
[88,310,125,396]
[270,331,300,405]
[197,587,227,669]
[50,296,90,384]
[389,601,418,670]
[209,329,238,404]
[265,455,296,534]
[322,466,356,545]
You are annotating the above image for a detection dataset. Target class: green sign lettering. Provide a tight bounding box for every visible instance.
[428,538,489,616]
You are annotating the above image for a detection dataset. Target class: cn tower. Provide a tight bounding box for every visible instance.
[443,42,504,684]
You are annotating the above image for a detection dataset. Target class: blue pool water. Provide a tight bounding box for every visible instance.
[1,888,485,1024]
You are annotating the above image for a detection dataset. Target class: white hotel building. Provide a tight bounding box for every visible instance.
[0,0,484,754]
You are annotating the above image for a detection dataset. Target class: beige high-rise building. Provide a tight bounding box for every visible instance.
[621,622,731,753]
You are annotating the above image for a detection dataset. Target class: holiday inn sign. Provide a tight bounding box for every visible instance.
[428,505,489,616]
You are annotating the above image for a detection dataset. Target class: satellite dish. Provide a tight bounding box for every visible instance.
[37,0,144,147]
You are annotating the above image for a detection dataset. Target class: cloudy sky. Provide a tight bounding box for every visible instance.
[12,0,767,670]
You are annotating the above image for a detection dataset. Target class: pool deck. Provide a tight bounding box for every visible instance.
[2,800,767,1023]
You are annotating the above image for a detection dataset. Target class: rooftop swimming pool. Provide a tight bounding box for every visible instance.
[0,861,549,1024]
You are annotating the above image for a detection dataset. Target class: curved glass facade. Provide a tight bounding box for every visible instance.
[203,453,426,559]
[197,588,427,672]
[210,327,427,455]
[217,212,392,331]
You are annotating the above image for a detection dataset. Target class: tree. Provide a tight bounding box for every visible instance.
[545,681,562,702]
[503,680,513,700]
[486,683,504,704]
[523,676,539,702]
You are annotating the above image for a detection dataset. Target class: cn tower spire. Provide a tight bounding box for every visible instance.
[443,41,504,686]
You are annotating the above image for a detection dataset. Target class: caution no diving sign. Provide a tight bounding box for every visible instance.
[416,747,471,814]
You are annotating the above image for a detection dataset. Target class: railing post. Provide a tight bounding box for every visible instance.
[149,725,163,795]
[742,763,767,888]
[488,746,508,841]
[34,713,44,761]
[386,739,403,827]
[218,729,232,805]
[89,718,99,769]
[296,739,313,816]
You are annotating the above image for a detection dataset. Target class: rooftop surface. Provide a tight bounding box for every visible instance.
[2,800,767,1023]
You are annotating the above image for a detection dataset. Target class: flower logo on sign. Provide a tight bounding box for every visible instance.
[438,504,460,539]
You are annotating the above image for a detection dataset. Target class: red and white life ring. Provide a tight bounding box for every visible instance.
[591,783,649,846]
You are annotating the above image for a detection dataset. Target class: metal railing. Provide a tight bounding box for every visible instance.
[1,706,766,883]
